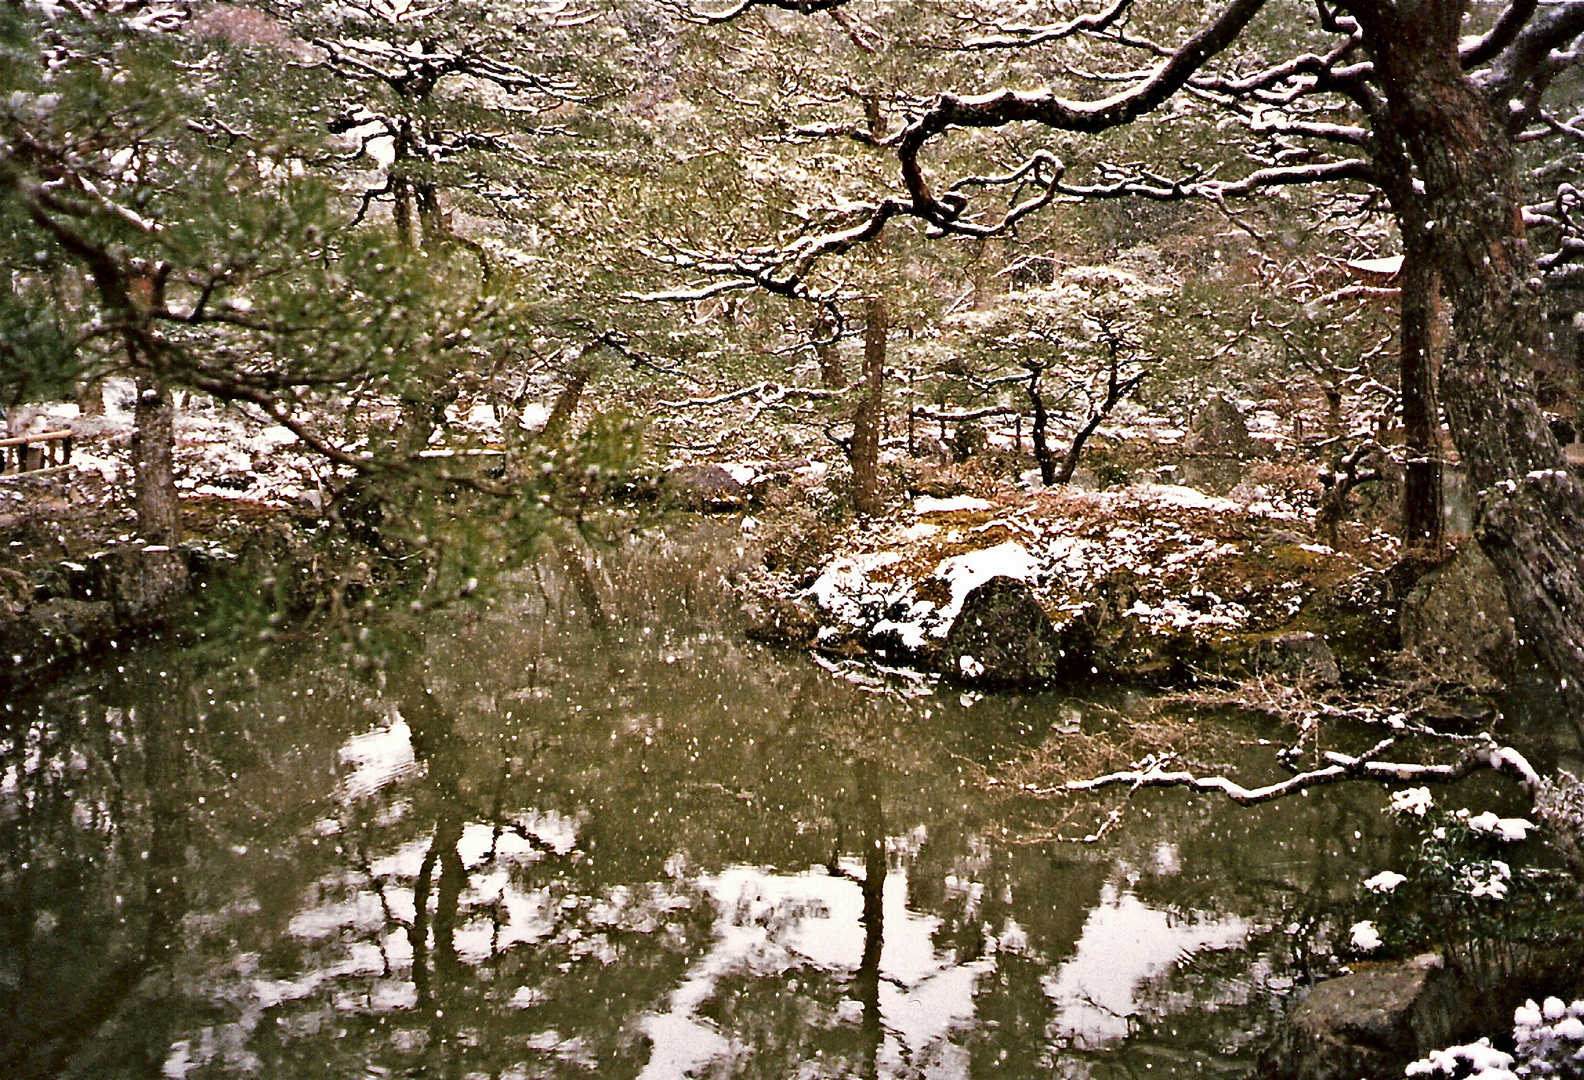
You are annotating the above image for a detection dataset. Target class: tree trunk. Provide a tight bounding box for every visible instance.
[416,180,448,249]
[132,373,180,546]
[814,308,845,389]
[1399,241,1444,549]
[1360,3,1584,722]
[1027,364,1056,485]
[1054,411,1106,486]
[850,295,887,515]
[538,355,594,445]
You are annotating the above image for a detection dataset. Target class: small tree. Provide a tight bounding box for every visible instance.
[940,267,1155,485]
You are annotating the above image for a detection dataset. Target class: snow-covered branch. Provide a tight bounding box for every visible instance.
[946,0,1135,51]
[1050,738,1541,807]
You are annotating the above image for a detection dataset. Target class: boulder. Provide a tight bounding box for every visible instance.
[0,566,32,616]
[938,576,1077,687]
[1184,392,1257,456]
[82,546,191,622]
[0,598,116,684]
[1253,631,1342,688]
[1303,570,1400,676]
[1262,954,1462,1080]
[664,465,747,511]
[743,593,820,645]
[1180,393,1258,493]
[1399,545,1516,690]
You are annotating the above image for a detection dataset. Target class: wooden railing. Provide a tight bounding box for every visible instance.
[0,429,72,474]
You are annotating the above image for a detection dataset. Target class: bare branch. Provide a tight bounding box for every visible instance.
[658,380,838,409]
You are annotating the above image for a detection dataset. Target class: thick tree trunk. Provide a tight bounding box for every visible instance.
[1399,242,1444,549]
[132,373,180,546]
[850,295,887,516]
[1361,5,1584,722]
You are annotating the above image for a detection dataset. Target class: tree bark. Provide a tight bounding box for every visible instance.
[132,373,180,546]
[1399,240,1444,549]
[1054,410,1106,486]
[1356,1,1584,722]
[850,295,887,515]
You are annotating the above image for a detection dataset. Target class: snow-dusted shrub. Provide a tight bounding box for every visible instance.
[1347,788,1580,965]
[1406,998,1584,1079]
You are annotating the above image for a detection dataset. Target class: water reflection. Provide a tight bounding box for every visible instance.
[2,523,1410,1078]
[1043,884,1247,1047]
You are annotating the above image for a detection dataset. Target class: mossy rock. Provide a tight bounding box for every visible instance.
[1298,569,1400,676]
[0,566,32,615]
[939,576,1085,687]
[1399,545,1515,691]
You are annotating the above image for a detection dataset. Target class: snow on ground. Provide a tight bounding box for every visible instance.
[21,385,520,514]
[913,495,993,514]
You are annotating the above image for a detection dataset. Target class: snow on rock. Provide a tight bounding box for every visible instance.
[722,463,756,486]
[1125,483,1242,514]
[935,541,1041,623]
[807,552,905,630]
[777,479,1395,683]
[461,402,500,430]
[519,402,549,431]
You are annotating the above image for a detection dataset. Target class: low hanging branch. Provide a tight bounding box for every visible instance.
[1050,737,1542,806]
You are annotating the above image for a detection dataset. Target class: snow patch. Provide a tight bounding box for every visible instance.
[913,495,992,514]
[1363,870,1407,893]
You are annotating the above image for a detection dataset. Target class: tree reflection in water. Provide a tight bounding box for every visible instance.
[2,661,200,1079]
[0,524,1411,1078]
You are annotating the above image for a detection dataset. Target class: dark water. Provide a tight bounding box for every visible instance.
[3,522,1423,1078]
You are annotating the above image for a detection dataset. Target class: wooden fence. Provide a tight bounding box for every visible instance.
[0,430,73,474]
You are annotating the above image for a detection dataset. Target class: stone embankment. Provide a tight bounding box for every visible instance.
[1,544,191,691]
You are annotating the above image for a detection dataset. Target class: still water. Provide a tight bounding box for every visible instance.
[3,522,1416,1078]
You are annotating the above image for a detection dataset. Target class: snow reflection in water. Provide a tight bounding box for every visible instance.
[641,863,992,1079]
[1043,883,1248,1047]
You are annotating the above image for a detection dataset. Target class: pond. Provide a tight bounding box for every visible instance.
[2,521,1450,1078]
